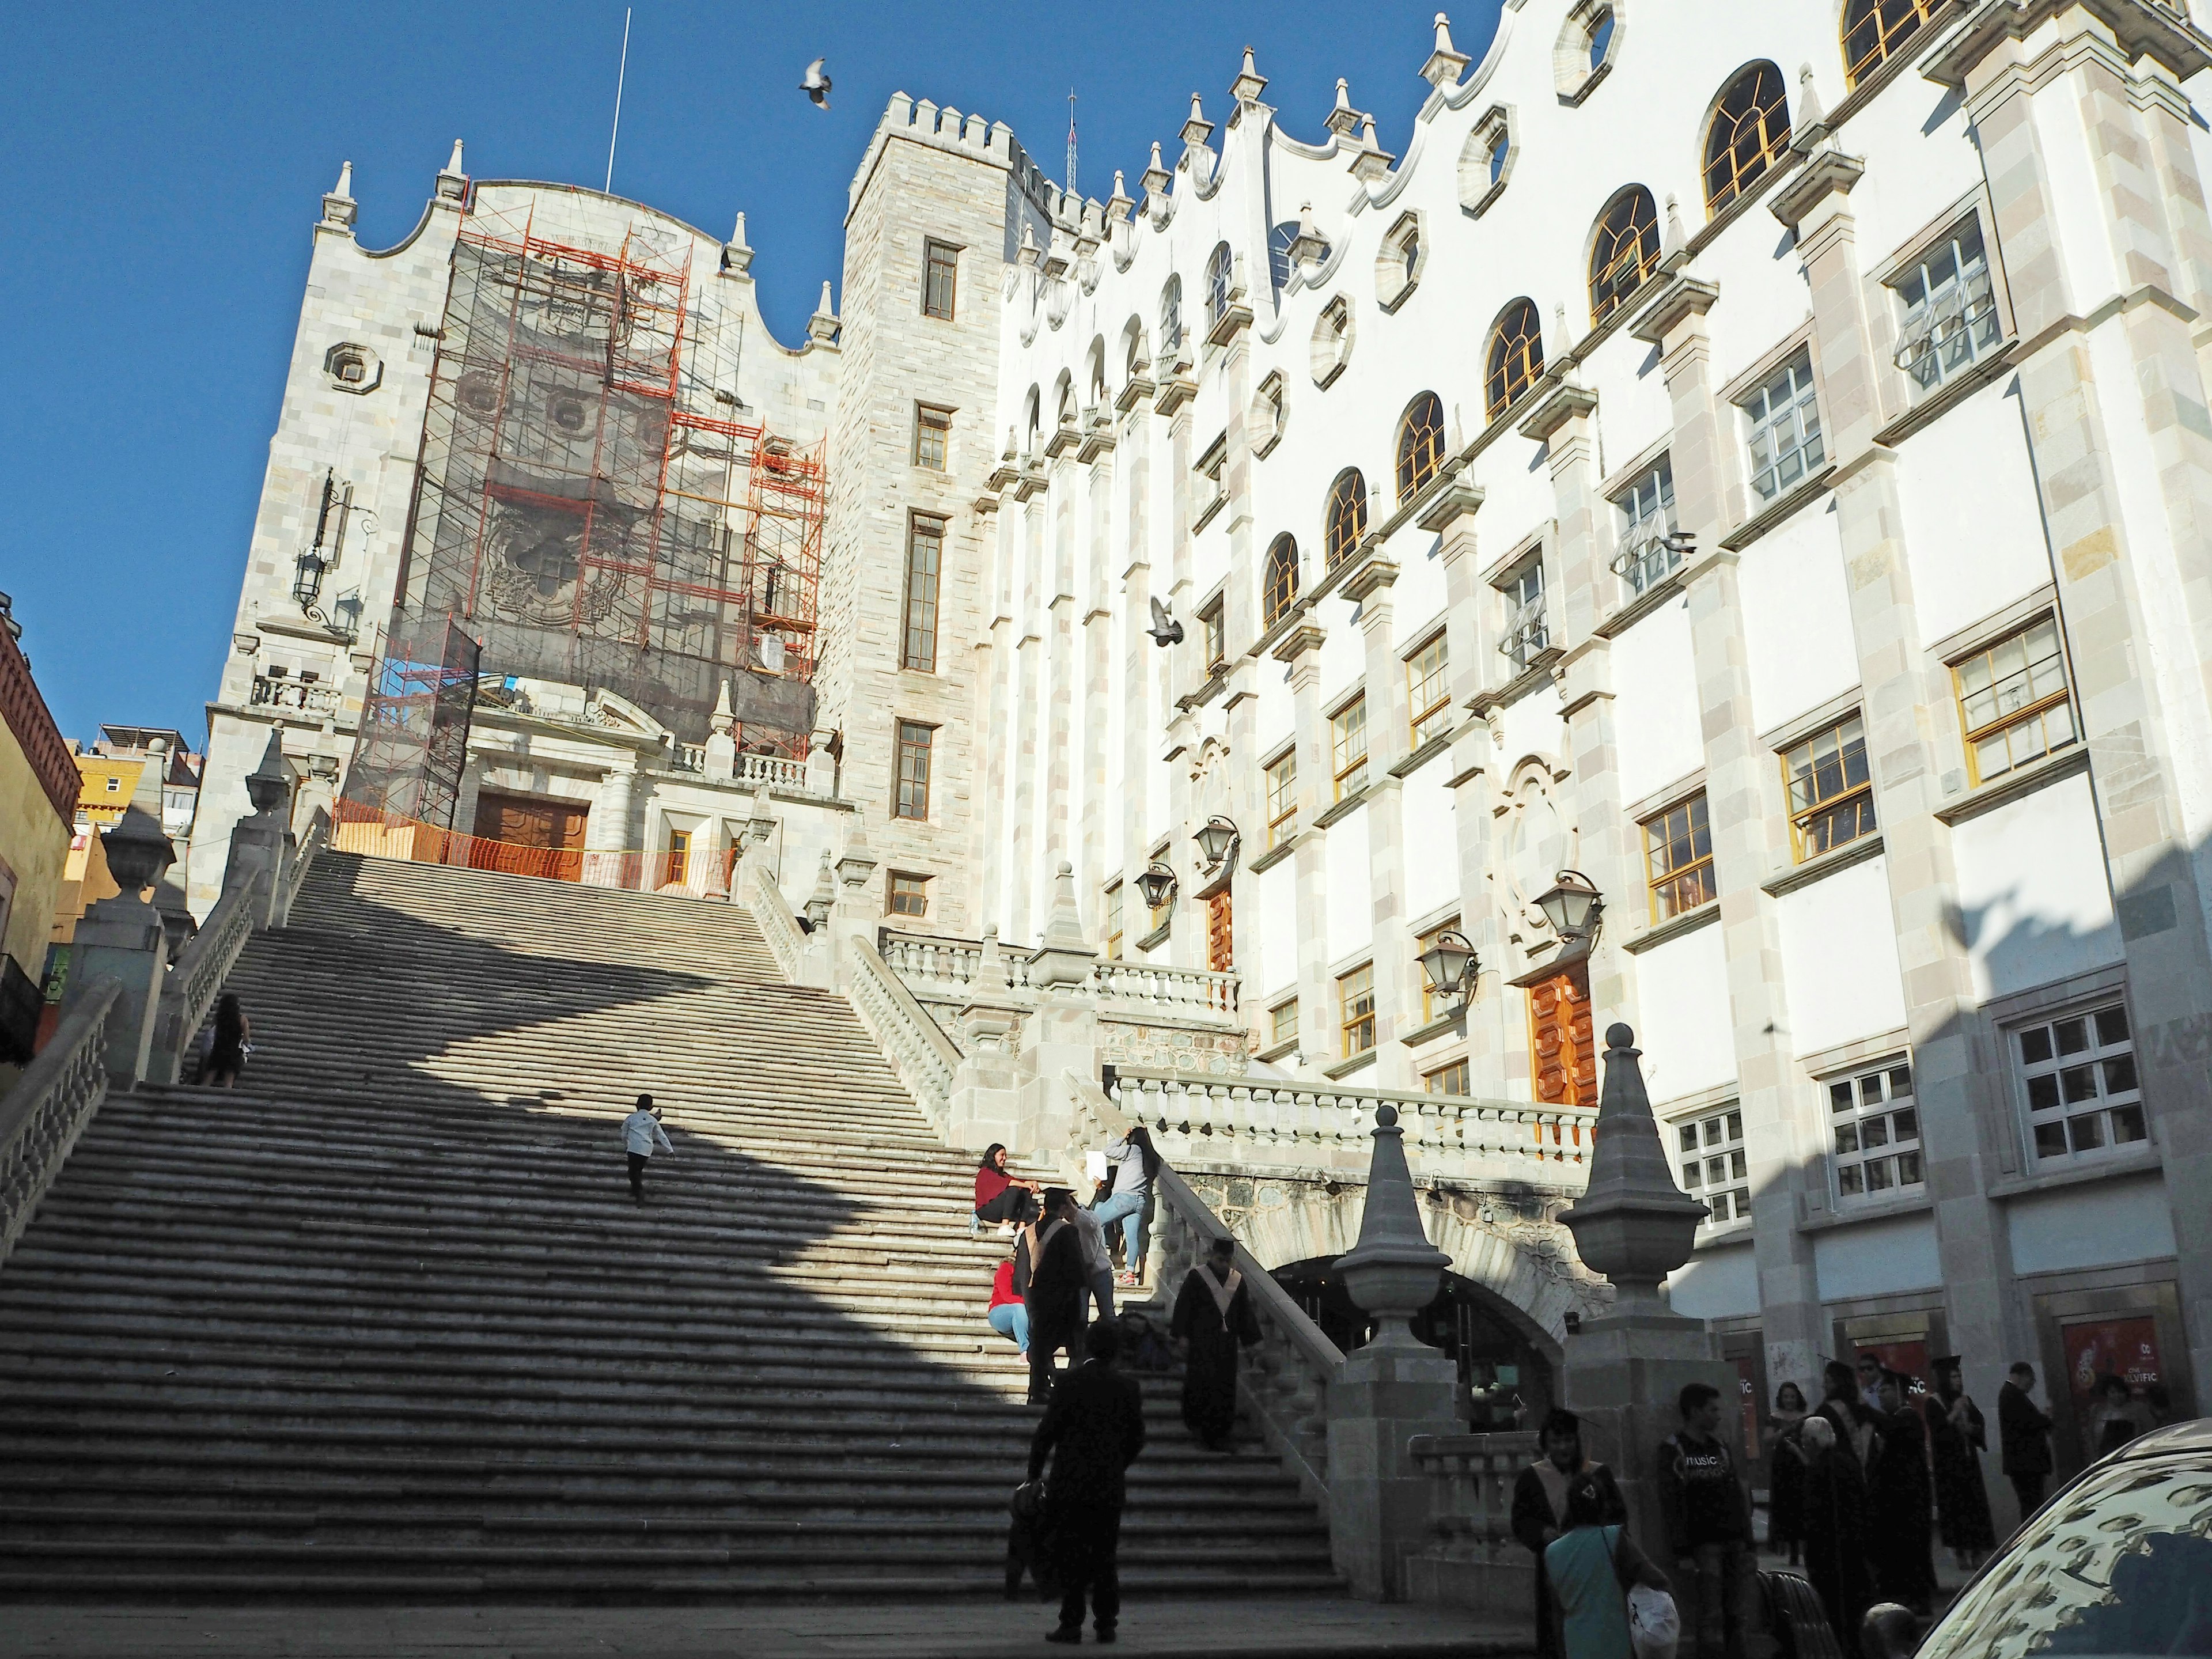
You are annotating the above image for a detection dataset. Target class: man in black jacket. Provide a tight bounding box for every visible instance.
[1998,1361,2055,1520]
[1029,1316,1147,1645]
[1510,1408,1627,1659]
[1658,1382,1759,1659]
[1018,1189,1090,1405]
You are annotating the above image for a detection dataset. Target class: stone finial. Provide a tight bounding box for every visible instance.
[101,805,176,895]
[1559,1024,1709,1317]
[1017,220,1042,269]
[1326,78,1362,139]
[1661,193,1690,267]
[711,679,734,736]
[976,925,1012,994]
[807,281,839,343]
[321,161,357,232]
[1027,859,1099,988]
[245,728,292,817]
[1796,63,1827,137]
[836,811,877,888]
[1141,141,1172,205]
[745,782,775,846]
[1421,12,1472,88]
[803,849,836,930]
[1181,94,1215,178]
[1289,201,1329,275]
[1550,301,1574,365]
[1350,112,1396,182]
[1334,1103,1452,1350]
[437,139,468,202]
[1231,44,1267,104]
[1107,169,1134,227]
[723,211,754,275]
[1041,861,1086,949]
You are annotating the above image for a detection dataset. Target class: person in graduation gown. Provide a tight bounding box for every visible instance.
[1512,1408,1628,1659]
[1796,1414,1874,1654]
[1866,1372,1938,1615]
[1169,1235,1262,1451]
[1017,1189,1090,1406]
[1926,1356,1996,1571]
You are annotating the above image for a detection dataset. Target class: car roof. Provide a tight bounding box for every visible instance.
[2111,1418,2212,1463]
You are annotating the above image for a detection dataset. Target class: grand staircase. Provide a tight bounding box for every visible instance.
[0,852,1338,1599]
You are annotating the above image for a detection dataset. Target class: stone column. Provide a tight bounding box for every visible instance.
[63,807,176,1087]
[1275,623,1331,1068]
[1009,491,1044,943]
[1120,414,1154,908]
[1347,557,1412,1085]
[976,498,1016,929]
[588,761,639,889]
[1080,459,1115,924]
[1044,477,1078,881]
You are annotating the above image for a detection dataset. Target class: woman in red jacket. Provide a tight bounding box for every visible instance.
[987,1256,1030,1356]
[974,1143,1041,1233]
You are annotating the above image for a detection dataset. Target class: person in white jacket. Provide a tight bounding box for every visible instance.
[620,1094,674,1204]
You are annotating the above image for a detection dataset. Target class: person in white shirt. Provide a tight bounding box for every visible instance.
[1091,1129,1158,1287]
[620,1094,674,1205]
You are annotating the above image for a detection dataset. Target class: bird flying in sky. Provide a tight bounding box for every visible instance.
[801,58,831,109]
[1147,595,1183,647]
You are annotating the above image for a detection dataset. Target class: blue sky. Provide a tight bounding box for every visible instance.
[0,1,1502,749]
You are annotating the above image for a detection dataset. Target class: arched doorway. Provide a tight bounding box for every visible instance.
[1272,1259,1555,1430]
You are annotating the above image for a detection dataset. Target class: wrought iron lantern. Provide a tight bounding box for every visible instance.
[1414,929,1479,1008]
[1194,815,1239,871]
[1136,861,1177,912]
[1535,869,1604,943]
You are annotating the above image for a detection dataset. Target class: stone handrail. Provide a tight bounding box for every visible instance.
[1405,1430,1541,1597]
[147,871,268,1086]
[1062,1070,1340,1504]
[281,806,331,919]
[740,854,808,985]
[1112,1066,1598,1183]
[877,928,1240,1027]
[0,976,120,1268]
[736,752,809,791]
[1092,958,1238,1018]
[843,935,963,1129]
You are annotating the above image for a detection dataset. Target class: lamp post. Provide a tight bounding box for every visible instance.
[1535,869,1604,944]
[1413,929,1478,1010]
[1194,815,1238,872]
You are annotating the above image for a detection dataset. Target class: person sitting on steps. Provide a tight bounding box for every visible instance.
[987,1249,1031,1361]
[974,1143,1042,1234]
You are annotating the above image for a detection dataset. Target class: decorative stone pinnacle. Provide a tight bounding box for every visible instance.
[1559,1024,1709,1318]
[1334,1102,1452,1351]
[711,679,734,736]
[1662,193,1689,264]
[1422,12,1471,87]
[1231,44,1266,104]
[1326,78,1362,138]
[1027,859,1098,988]
[1181,94,1214,161]
[245,727,292,817]
[977,925,1013,994]
[321,161,357,231]
[1141,142,1171,200]
[1041,861,1087,949]
[1018,220,1042,268]
[101,804,176,896]
[808,281,839,343]
[437,139,467,202]
[836,810,877,888]
[724,211,754,275]
[1797,63,1827,136]
[804,850,836,929]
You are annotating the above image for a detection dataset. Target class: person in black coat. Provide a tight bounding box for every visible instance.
[1866,1372,1937,1615]
[1168,1236,1262,1450]
[1028,1316,1147,1645]
[1998,1361,2054,1520]
[1510,1408,1627,1659]
[1796,1414,1874,1654]
[1017,1190,1091,1405]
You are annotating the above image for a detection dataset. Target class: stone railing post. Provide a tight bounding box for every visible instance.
[221,729,296,928]
[59,807,176,1088]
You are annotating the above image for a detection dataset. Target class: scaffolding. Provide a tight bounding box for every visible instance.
[387,199,825,753]
[341,617,482,830]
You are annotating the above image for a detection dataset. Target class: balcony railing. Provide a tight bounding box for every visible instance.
[249,674,340,716]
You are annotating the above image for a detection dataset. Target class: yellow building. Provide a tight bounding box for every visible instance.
[74,756,147,827]
[0,600,77,1077]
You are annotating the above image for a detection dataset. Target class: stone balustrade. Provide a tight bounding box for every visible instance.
[0,977,119,1268]
[734,752,809,790]
[1403,1430,1541,1610]
[877,927,1241,1029]
[843,934,962,1131]
[1111,1067,1597,1184]
[740,855,809,985]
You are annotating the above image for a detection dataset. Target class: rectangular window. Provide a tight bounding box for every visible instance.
[1895,218,2002,396]
[1266,753,1297,848]
[1268,999,1300,1048]
[1952,616,2076,785]
[662,828,691,889]
[1332,696,1369,800]
[1613,458,1680,597]
[1643,793,1717,922]
[901,514,944,672]
[895,721,934,821]
[1201,600,1226,675]
[2014,1002,2145,1162]
[886,871,930,918]
[1782,713,1876,861]
[922,239,959,320]
[1675,1105,1749,1225]
[1407,636,1451,749]
[913,404,952,470]
[1498,557,1548,670]
[1743,350,1825,502]
[1828,1058,1921,1200]
[1417,915,1463,1024]
[1338,963,1376,1058]
[1104,882,1124,961]
[1426,1058,1472,1097]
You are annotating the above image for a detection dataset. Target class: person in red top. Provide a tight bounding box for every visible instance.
[988,1256,1030,1356]
[974,1143,1041,1233]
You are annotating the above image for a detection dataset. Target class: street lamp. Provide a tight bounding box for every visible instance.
[1414,929,1479,1009]
[1136,861,1177,912]
[1194,815,1239,871]
[1535,870,1604,943]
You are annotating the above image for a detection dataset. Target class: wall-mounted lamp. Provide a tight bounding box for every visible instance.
[1414,929,1480,1008]
[1194,815,1239,871]
[1535,869,1604,944]
[1136,861,1177,911]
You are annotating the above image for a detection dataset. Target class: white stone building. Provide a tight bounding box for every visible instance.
[199,0,2212,1479]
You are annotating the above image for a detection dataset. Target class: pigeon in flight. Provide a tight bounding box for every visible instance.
[801,58,831,109]
[1147,595,1184,647]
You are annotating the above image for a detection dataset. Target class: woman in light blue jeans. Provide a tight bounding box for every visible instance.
[1091,1127,1160,1284]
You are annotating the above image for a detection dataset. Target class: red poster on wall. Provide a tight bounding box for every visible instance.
[2063,1317,2161,1415]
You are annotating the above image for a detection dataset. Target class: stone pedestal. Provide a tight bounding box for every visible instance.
[946,1005,1024,1152]
[63,894,166,1086]
[1328,1340,1463,1600]
[222,811,289,927]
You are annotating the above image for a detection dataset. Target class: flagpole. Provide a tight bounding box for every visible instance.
[605,8,632,195]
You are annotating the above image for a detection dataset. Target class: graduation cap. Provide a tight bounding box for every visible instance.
[1930,1355,1964,1370]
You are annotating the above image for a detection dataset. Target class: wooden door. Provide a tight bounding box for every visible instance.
[1205,891,1233,972]
[1527,961,1596,1107]
[472,792,588,881]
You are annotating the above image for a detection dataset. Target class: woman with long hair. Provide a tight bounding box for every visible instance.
[973,1143,1041,1233]
[1092,1126,1159,1286]
[203,994,249,1089]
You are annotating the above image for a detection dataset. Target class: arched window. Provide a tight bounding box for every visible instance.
[1396,392,1446,503]
[1324,470,1369,571]
[1206,242,1234,328]
[1589,187,1662,324]
[1160,276,1184,359]
[1703,64,1791,216]
[1485,300,1546,421]
[1263,534,1301,628]
[1843,0,1940,88]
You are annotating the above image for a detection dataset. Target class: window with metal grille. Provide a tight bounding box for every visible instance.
[1397,392,1446,502]
[1643,793,1716,922]
[887,872,929,918]
[1331,696,1369,800]
[2015,1002,2145,1162]
[1952,616,2075,785]
[1827,1058,1921,1200]
[1266,752,1297,847]
[1486,299,1546,420]
[1743,350,1825,502]
[1201,600,1226,676]
[1418,915,1463,1024]
[894,722,933,820]
[1703,63,1791,215]
[913,404,951,470]
[902,515,944,672]
[1498,556,1548,672]
[1612,459,1679,597]
[1843,0,1945,89]
[1263,535,1301,628]
[1783,714,1876,861]
[1589,187,1661,324]
[1270,998,1299,1048]
[1339,963,1376,1057]
[1893,218,2002,396]
[1676,1105,1750,1225]
[1426,1058,1472,1096]
[922,240,959,320]
[1407,636,1452,748]
[1104,881,1124,960]
[1324,470,1368,570]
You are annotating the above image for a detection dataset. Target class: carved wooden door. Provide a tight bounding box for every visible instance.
[1205,891,1233,972]
[1527,961,1596,1107]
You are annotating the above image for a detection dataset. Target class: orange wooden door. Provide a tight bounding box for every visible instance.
[1205,891,1233,972]
[1527,961,1596,1108]
[472,793,588,881]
